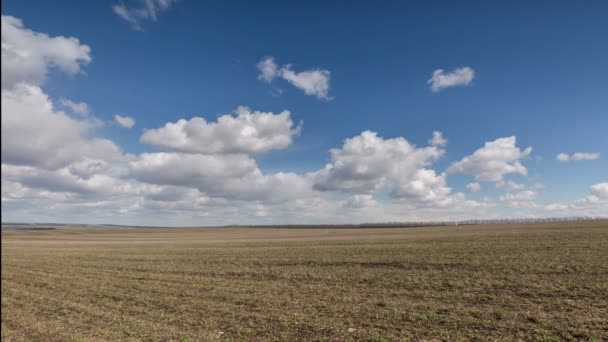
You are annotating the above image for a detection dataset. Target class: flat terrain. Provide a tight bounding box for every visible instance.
[2,221,607,341]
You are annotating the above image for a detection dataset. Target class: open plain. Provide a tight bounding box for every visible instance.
[2,220,607,341]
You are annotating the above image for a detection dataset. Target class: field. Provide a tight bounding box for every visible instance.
[2,221,607,341]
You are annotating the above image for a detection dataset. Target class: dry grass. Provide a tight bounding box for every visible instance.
[2,221,607,341]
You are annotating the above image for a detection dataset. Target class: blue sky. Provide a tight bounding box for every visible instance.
[1,0,607,225]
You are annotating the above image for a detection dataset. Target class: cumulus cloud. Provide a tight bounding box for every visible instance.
[560,182,608,216]
[497,180,526,191]
[59,98,103,127]
[129,152,312,202]
[556,153,569,162]
[1,14,135,222]
[114,114,136,128]
[466,182,481,193]
[590,183,608,199]
[556,152,600,162]
[2,15,602,224]
[429,131,447,147]
[140,106,301,154]
[489,181,608,217]
[2,164,134,197]
[312,131,463,207]
[256,56,279,82]
[571,152,599,161]
[533,183,545,189]
[313,131,442,194]
[499,190,538,208]
[343,194,377,209]
[280,65,331,99]
[112,0,176,31]
[1,15,91,90]
[141,184,196,202]
[544,203,568,211]
[390,169,454,206]
[68,158,110,179]
[256,56,332,99]
[2,84,125,170]
[428,67,475,92]
[129,153,257,187]
[132,119,480,220]
[447,136,532,183]
[1,16,120,171]
[59,99,91,116]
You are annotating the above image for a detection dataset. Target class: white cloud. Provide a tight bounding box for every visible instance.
[498,180,526,191]
[256,56,332,100]
[561,182,608,216]
[533,183,545,190]
[129,153,257,188]
[68,158,110,179]
[140,106,301,154]
[2,84,125,170]
[114,114,136,128]
[112,0,176,31]
[572,152,599,161]
[390,169,454,207]
[137,185,218,213]
[129,152,312,202]
[312,131,465,208]
[2,164,134,197]
[343,194,377,209]
[1,14,132,218]
[1,15,91,90]
[487,181,608,217]
[499,190,538,208]
[590,183,608,199]
[59,98,103,127]
[313,131,442,194]
[477,181,608,217]
[112,4,139,29]
[279,65,331,100]
[1,16,602,224]
[556,152,600,162]
[428,67,475,92]
[447,136,532,183]
[59,99,91,116]
[1,17,117,171]
[544,203,568,211]
[556,153,570,162]
[466,182,481,193]
[429,131,447,147]
[256,56,279,83]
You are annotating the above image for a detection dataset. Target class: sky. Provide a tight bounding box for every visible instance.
[1,0,607,226]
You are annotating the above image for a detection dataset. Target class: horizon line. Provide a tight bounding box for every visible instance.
[2,216,607,229]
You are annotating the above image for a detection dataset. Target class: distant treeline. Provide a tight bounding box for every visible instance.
[1,227,57,231]
[223,217,608,229]
[2,216,606,230]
